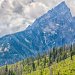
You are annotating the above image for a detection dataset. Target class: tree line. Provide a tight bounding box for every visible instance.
[0,43,75,75]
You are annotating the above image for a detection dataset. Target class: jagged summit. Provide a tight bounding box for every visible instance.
[49,1,72,18]
[32,1,72,29]
[53,1,69,11]
[39,1,71,18]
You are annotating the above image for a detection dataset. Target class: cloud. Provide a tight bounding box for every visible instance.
[24,2,48,19]
[0,1,48,37]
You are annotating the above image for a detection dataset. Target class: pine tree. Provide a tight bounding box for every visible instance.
[37,53,40,66]
[49,51,52,61]
[56,57,59,63]
[70,44,72,52]
[49,51,52,66]
[5,64,8,75]
[5,64,8,72]
[44,56,46,68]
[26,58,30,65]
[59,47,62,55]
[53,47,56,61]
[32,61,36,71]
[62,52,67,60]
[70,44,73,60]
[22,60,25,67]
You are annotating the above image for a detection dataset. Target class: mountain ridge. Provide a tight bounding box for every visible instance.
[0,1,75,66]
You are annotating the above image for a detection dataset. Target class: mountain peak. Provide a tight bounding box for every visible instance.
[56,1,67,8]
[33,1,72,28]
[48,1,71,17]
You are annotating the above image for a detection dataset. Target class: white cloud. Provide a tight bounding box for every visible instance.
[24,2,48,19]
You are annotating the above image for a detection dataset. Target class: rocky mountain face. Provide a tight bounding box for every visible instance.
[0,2,75,66]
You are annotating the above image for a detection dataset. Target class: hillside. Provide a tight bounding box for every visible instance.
[0,44,75,75]
[26,56,75,75]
